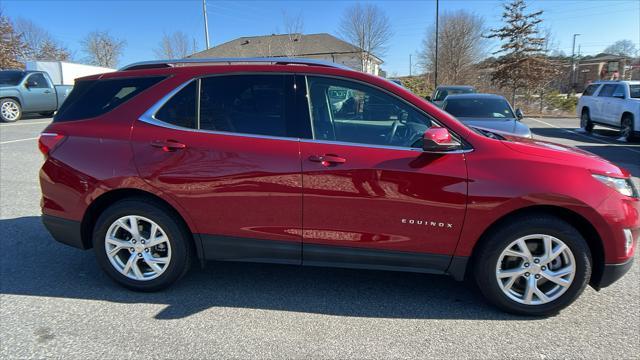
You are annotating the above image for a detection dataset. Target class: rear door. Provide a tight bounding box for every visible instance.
[595,84,616,124]
[23,73,56,112]
[131,74,304,264]
[300,75,468,272]
[609,84,627,127]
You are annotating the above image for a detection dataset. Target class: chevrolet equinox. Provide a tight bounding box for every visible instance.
[39,58,638,316]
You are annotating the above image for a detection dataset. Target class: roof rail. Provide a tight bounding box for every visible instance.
[119,57,352,71]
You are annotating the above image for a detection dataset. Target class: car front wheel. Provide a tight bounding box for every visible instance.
[474,215,591,316]
[93,199,193,291]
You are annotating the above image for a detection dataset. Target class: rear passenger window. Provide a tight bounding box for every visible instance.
[582,84,599,96]
[55,76,165,122]
[155,82,197,129]
[199,75,289,137]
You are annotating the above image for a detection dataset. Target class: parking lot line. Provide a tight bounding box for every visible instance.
[0,121,51,127]
[0,137,39,145]
[529,118,640,155]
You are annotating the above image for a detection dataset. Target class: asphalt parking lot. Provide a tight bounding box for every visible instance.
[1,117,639,359]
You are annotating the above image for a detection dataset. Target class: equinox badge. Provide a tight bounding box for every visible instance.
[402,218,454,229]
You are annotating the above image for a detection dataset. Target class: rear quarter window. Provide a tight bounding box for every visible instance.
[54,76,165,122]
[582,84,599,96]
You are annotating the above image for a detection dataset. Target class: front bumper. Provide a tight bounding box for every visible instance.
[42,214,88,250]
[593,257,635,290]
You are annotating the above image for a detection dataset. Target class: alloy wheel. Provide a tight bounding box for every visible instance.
[105,215,172,281]
[495,234,575,305]
[1,101,20,121]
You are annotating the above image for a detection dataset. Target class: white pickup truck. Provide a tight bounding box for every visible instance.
[577,80,640,141]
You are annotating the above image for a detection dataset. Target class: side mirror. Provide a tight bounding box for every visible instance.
[25,80,37,88]
[515,108,524,120]
[424,95,432,101]
[423,127,460,153]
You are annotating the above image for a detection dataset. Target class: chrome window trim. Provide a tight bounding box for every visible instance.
[300,138,473,153]
[138,73,473,153]
[138,77,300,143]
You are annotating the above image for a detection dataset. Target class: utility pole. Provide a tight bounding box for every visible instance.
[571,33,580,90]
[434,0,439,89]
[409,54,412,76]
[203,0,210,50]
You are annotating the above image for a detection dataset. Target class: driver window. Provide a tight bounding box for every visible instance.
[306,76,432,148]
[27,73,50,88]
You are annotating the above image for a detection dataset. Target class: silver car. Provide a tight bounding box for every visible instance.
[441,93,532,138]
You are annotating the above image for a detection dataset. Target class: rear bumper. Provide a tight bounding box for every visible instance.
[593,257,634,290]
[42,214,88,250]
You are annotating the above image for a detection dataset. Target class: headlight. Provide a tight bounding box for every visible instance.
[592,174,638,197]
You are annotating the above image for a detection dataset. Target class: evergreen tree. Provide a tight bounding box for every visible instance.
[486,0,555,103]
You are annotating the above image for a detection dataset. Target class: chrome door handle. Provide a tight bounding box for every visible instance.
[309,154,346,166]
[151,139,187,152]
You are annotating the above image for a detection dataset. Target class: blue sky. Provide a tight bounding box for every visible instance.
[4,0,639,76]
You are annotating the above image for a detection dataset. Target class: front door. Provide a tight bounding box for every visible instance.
[131,74,304,264]
[23,73,56,112]
[300,76,468,272]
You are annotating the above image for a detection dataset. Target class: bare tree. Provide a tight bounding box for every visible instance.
[154,31,196,59]
[282,10,304,57]
[604,40,638,57]
[81,30,126,68]
[0,10,27,69]
[419,10,485,85]
[15,18,71,61]
[338,3,392,72]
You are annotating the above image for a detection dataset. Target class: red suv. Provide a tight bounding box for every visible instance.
[39,58,638,316]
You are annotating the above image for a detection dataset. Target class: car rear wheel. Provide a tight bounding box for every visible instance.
[580,109,593,133]
[621,115,635,142]
[93,199,192,291]
[474,215,591,316]
[0,98,22,122]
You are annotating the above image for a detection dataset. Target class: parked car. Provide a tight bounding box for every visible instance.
[441,93,532,138]
[577,80,640,141]
[39,58,638,316]
[427,85,476,107]
[0,70,72,122]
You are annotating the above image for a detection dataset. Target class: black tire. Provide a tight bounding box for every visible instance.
[474,215,592,316]
[93,198,193,291]
[0,98,22,122]
[39,111,55,117]
[621,115,636,142]
[580,108,593,133]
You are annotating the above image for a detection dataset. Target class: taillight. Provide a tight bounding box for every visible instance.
[38,133,65,156]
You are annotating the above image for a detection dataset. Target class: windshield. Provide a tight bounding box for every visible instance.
[434,88,474,101]
[630,85,640,99]
[0,71,25,86]
[444,98,515,119]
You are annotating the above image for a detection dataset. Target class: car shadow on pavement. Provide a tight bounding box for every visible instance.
[0,216,527,321]
[530,127,636,145]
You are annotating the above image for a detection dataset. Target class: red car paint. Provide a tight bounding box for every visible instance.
[39,64,638,287]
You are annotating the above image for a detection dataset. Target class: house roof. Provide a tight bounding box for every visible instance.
[188,33,382,64]
[580,53,631,64]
